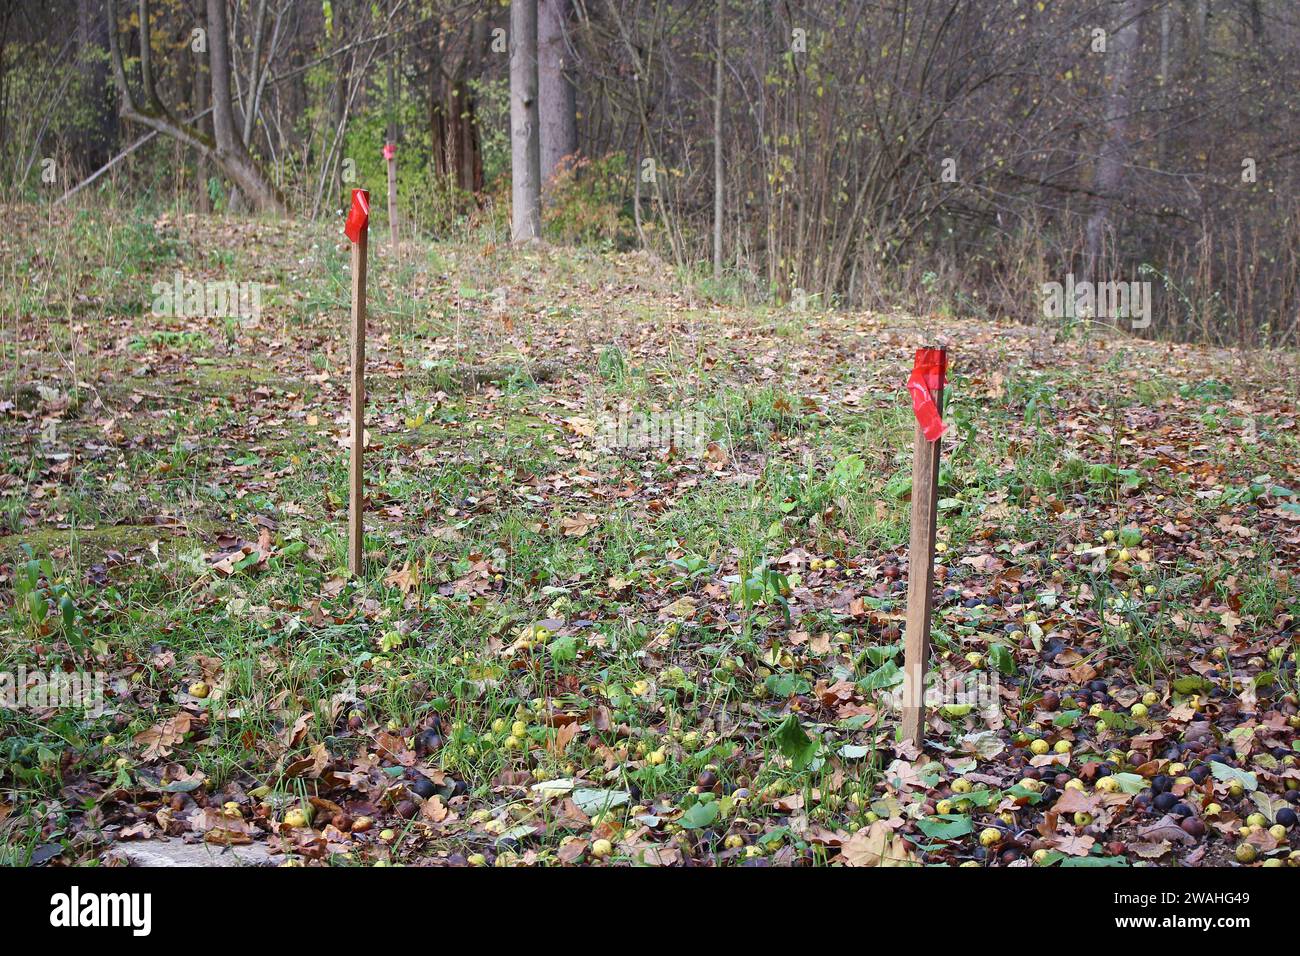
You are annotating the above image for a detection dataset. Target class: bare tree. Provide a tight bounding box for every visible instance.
[712,0,723,278]
[193,3,210,211]
[239,0,287,151]
[511,0,542,241]
[430,7,486,195]
[539,0,577,193]
[16,0,1300,345]
[76,0,116,169]
[104,0,284,211]
[1084,0,1145,280]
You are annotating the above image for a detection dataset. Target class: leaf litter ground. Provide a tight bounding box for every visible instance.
[1,207,1298,867]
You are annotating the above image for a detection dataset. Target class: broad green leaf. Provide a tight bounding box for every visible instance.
[1109,772,1147,795]
[988,643,1017,676]
[1172,676,1212,695]
[858,660,903,692]
[917,814,973,840]
[1097,710,1135,731]
[956,787,996,808]
[572,788,631,815]
[765,673,811,697]
[864,643,901,666]
[774,714,818,772]
[679,801,721,829]
[549,635,579,664]
[1210,762,1257,791]
[1006,784,1044,804]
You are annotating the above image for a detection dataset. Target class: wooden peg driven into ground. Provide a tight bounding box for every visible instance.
[384,143,398,248]
[901,346,947,745]
[349,228,367,575]
[344,189,371,577]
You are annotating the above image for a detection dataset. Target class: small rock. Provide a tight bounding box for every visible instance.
[105,840,281,867]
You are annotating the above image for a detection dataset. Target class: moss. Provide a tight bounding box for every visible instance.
[0,522,206,562]
[185,363,304,395]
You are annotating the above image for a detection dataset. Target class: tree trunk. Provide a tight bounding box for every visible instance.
[386,40,397,145]
[435,16,485,194]
[76,0,116,169]
[194,6,210,212]
[1194,0,1211,84]
[1084,0,1143,281]
[206,0,240,157]
[429,20,447,178]
[240,0,268,148]
[712,0,723,279]
[510,0,542,241]
[0,3,10,164]
[204,0,282,211]
[461,16,487,193]
[1158,2,1170,86]
[137,0,157,106]
[332,3,349,155]
[0,3,11,162]
[386,1,399,245]
[538,0,577,194]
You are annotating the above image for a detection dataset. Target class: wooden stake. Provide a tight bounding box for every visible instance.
[385,145,398,248]
[901,348,945,745]
[348,220,368,576]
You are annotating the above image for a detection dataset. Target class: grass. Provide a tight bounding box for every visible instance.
[0,200,1298,866]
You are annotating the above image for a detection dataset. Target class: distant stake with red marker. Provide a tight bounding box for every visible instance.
[383,142,398,248]
[345,188,370,576]
[901,346,947,745]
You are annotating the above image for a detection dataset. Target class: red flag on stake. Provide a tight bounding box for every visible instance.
[907,347,947,440]
[901,345,946,745]
[383,142,397,161]
[345,188,370,243]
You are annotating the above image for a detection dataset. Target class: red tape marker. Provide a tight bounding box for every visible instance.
[344,188,370,243]
[908,347,947,441]
[383,142,396,161]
